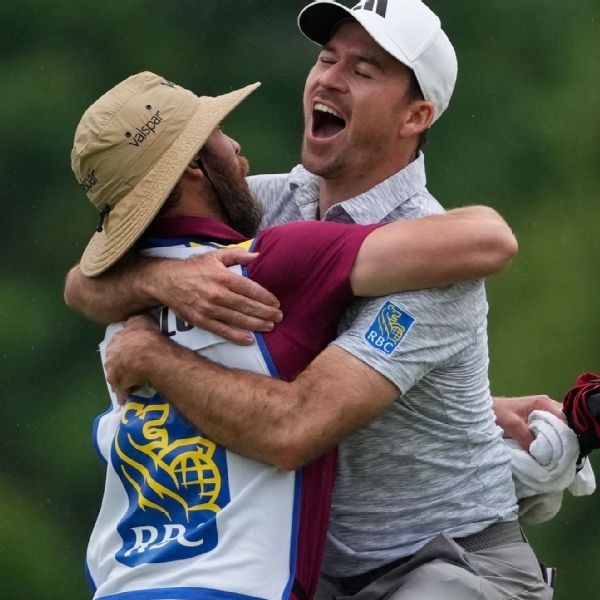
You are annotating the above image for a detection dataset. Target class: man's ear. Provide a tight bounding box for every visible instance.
[184,160,204,179]
[400,100,434,138]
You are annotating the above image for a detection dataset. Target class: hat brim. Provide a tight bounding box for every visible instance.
[298,1,355,46]
[298,2,441,119]
[79,82,260,277]
[298,1,414,70]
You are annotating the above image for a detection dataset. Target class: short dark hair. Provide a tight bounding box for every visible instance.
[405,70,428,156]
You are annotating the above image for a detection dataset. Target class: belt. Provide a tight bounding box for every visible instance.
[337,521,524,595]
[454,520,524,552]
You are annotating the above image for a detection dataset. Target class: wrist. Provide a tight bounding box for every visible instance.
[138,332,190,385]
[137,257,171,306]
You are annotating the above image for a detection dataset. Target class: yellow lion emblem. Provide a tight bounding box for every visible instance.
[114,402,223,522]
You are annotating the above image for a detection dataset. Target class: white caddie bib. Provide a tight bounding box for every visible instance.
[86,242,300,600]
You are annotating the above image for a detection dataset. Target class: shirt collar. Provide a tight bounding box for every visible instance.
[288,164,322,221]
[144,216,248,243]
[288,153,427,225]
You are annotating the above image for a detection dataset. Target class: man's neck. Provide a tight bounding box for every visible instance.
[317,153,418,215]
[167,195,225,222]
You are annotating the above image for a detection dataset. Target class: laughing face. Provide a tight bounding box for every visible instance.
[302,20,419,189]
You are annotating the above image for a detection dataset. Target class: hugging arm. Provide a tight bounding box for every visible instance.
[106,328,559,468]
[105,316,397,470]
[64,248,283,345]
[65,204,516,335]
[351,205,517,296]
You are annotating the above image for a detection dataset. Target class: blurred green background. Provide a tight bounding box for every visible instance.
[1,1,598,597]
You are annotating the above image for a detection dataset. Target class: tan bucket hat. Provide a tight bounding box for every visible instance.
[71,71,260,276]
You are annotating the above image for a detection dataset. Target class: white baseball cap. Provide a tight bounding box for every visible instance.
[298,0,457,123]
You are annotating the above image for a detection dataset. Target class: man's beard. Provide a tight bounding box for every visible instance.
[200,151,263,238]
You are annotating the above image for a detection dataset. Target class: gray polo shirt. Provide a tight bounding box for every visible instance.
[248,156,518,577]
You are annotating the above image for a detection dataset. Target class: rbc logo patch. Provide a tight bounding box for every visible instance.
[365,301,415,355]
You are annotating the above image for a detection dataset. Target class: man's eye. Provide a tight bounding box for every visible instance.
[355,70,372,79]
[319,56,335,64]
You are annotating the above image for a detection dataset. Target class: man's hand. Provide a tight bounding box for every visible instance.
[104,315,166,403]
[65,248,283,345]
[493,395,565,451]
[146,248,283,345]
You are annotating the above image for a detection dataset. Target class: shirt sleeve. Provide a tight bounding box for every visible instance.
[331,281,487,394]
[246,221,381,380]
[248,221,381,307]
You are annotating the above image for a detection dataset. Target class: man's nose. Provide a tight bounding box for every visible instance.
[317,62,348,93]
[226,134,241,155]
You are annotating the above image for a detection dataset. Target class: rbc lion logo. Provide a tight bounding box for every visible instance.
[365,301,415,355]
[112,395,230,566]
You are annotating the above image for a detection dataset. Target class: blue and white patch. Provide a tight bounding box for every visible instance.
[113,396,230,567]
[365,301,415,355]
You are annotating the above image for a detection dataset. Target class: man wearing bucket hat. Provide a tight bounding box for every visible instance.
[66,1,557,598]
[72,71,520,600]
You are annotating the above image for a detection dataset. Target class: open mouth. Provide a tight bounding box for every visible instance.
[312,103,346,140]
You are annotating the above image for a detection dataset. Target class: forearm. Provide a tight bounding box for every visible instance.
[65,248,281,342]
[64,255,163,323]
[127,340,394,470]
[352,205,518,296]
[135,338,309,468]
